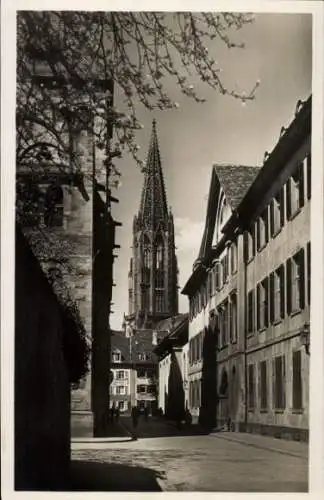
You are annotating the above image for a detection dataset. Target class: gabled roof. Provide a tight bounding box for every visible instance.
[213,164,261,211]
[154,313,187,333]
[195,164,259,265]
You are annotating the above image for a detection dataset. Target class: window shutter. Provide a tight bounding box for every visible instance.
[299,162,305,208]
[272,358,276,409]
[280,187,285,227]
[299,248,305,309]
[280,265,285,318]
[307,242,311,305]
[269,273,274,323]
[307,154,311,200]
[256,285,260,330]
[265,278,269,327]
[286,180,291,220]
[282,355,286,408]
[256,219,260,250]
[270,200,274,236]
[287,259,292,315]
[265,209,269,243]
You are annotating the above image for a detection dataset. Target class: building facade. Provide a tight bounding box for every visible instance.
[154,314,189,417]
[182,96,311,440]
[16,56,118,436]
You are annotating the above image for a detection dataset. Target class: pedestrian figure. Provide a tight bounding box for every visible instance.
[110,402,116,423]
[115,406,120,423]
[144,406,149,422]
[131,406,138,428]
[185,407,192,426]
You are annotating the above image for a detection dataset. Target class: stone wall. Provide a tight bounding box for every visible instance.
[15,227,71,490]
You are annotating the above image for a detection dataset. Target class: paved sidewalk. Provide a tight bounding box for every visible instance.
[209,431,308,459]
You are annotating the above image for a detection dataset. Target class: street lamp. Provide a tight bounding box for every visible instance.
[300,322,310,355]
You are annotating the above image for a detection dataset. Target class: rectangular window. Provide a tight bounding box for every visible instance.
[116,386,126,395]
[137,368,146,378]
[306,153,311,200]
[271,265,285,322]
[257,278,269,330]
[116,370,125,380]
[221,302,228,346]
[137,385,146,394]
[287,250,305,313]
[273,355,286,410]
[287,163,304,218]
[248,364,255,410]
[257,208,269,251]
[213,261,221,291]
[147,385,156,394]
[259,361,268,410]
[245,226,256,261]
[112,351,121,362]
[221,255,229,285]
[270,188,285,236]
[247,290,255,334]
[230,294,237,343]
[231,241,238,274]
[292,350,303,410]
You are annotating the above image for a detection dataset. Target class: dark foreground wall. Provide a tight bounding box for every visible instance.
[15,227,70,490]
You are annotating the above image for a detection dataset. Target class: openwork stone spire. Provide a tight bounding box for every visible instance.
[139,119,168,228]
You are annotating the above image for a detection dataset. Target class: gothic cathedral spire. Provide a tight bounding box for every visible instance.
[126,120,178,330]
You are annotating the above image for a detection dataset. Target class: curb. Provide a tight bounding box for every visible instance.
[71,436,133,444]
[119,420,138,441]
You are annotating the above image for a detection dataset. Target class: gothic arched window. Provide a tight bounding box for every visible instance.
[44,184,64,227]
[155,234,164,289]
[142,235,151,284]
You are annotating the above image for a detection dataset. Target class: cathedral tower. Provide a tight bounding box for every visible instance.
[126,120,178,330]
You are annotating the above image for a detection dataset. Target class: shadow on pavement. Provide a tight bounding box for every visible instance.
[69,460,163,491]
[120,416,210,439]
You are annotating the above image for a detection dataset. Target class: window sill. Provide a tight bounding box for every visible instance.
[291,408,304,414]
[271,227,282,239]
[288,207,302,222]
[257,242,268,253]
[273,318,283,326]
[259,408,269,413]
[246,332,255,338]
[231,270,238,276]
[258,327,267,334]
[247,256,255,265]
[248,408,255,412]
[290,309,301,318]
[274,409,285,414]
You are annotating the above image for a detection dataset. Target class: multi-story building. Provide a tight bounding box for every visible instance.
[153,314,189,417]
[110,328,166,414]
[182,96,311,440]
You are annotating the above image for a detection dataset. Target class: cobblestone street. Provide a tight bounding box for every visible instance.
[71,417,308,492]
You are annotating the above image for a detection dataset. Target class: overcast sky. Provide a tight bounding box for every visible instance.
[109,13,312,330]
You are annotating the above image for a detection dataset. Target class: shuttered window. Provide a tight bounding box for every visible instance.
[259,361,268,410]
[248,364,255,410]
[292,350,303,410]
[247,290,255,334]
[273,355,286,410]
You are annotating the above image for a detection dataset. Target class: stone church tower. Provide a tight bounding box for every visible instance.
[126,120,179,330]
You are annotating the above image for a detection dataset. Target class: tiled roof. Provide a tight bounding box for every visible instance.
[111,328,166,364]
[213,164,261,210]
[154,313,188,334]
